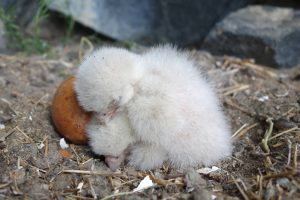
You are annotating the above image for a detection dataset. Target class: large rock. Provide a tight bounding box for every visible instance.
[202,6,300,68]
[47,0,253,46]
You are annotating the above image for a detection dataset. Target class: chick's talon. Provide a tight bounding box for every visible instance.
[105,153,126,171]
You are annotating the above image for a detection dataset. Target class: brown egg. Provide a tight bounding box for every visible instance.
[51,76,92,145]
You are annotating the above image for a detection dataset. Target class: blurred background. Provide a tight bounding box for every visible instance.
[0,0,299,68]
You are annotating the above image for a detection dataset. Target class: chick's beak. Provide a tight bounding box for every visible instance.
[94,100,120,125]
[105,104,119,119]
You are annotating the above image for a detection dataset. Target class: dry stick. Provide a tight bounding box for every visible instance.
[292,180,300,190]
[78,37,94,62]
[276,185,284,200]
[263,170,298,180]
[223,85,250,96]
[115,179,139,189]
[261,118,274,154]
[224,98,255,117]
[15,126,34,143]
[287,139,292,166]
[234,123,259,139]
[269,127,300,141]
[44,137,49,157]
[231,156,244,163]
[281,107,296,117]
[61,169,123,177]
[100,191,136,200]
[34,93,49,107]
[87,178,97,199]
[70,145,82,164]
[243,62,279,78]
[294,144,298,169]
[39,135,49,157]
[0,181,12,189]
[1,98,17,115]
[232,123,249,138]
[63,194,95,200]
[12,177,22,195]
[0,127,16,141]
[20,159,47,173]
[231,176,250,200]
[80,158,93,166]
[258,175,263,198]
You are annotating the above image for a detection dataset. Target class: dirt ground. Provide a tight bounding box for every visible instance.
[0,43,299,200]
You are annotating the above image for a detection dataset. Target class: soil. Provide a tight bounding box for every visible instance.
[0,42,300,199]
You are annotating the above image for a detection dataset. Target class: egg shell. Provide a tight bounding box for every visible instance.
[51,76,92,145]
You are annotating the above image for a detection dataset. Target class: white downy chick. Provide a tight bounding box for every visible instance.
[87,111,134,170]
[75,47,141,169]
[75,45,232,170]
[75,47,144,113]
[126,45,232,169]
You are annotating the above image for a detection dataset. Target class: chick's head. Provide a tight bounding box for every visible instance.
[75,47,143,113]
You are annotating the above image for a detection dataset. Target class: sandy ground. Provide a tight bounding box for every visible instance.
[0,45,299,199]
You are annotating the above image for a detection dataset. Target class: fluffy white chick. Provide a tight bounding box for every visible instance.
[75,47,141,169]
[125,46,232,169]
[75,45,232,170]
[87,111,134,170]
[75,47,144,113]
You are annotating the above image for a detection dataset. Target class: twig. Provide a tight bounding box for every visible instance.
[44,137,48,157]
[231,176,250,200]
[78,36,94,62]
[70,145,82,164]
[224,98,255,117]
[281,107,296,117]
[263,170,298,180]
[286,139,292,166]
[292,180,300,190]
[261,118,274,154]
[87,178,97,199]
[269,127,299,141]
[114,179,139,189]
[100,191,136,200]
[1,98,17,115]
[61,169,123,177]
[235,123,259,139]
[243,62,279,79]
[20,159,47,173]
[16,126,34,143]
[63,194,95,200]
[11,173,22,195]
[222,84,250,96]
[294,144,298,168]
[0,127,16,141]
[231,156,244,163]
[258,174,263,198]
[34,93,49,106]
[0,181,12,189]
[232,123,249,138]
[80,158,93,166]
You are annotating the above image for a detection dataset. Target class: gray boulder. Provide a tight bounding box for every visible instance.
[47,0,253,46]
[202,6,300,68]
